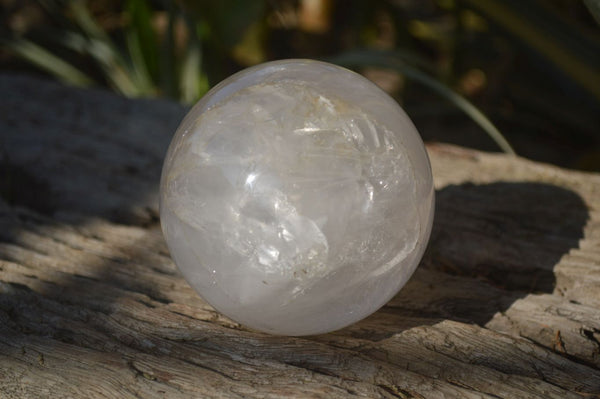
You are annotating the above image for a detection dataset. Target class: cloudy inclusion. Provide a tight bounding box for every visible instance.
[161,67,431,335]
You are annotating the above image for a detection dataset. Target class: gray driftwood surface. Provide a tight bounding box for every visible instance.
[1,74,599,398]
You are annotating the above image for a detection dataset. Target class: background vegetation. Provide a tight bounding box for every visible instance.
[2,0,599,170]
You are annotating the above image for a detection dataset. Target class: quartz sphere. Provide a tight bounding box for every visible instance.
[160,60,434,336]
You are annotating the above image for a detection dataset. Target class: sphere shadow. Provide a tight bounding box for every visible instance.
[341,181,589,339]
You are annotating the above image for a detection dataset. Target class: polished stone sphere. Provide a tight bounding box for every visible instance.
[160,60,434,335]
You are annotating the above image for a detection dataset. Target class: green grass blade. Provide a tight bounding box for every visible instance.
[7,38,94,87]
[85,39,141,96]
[125,30,157,95]
[179,43,200,104]
[584,0,600,25]
[179,38,209,104]
[125,0,159,79]
[68,0,110,42]
[67,0,148,97]
[461,0,600,103]
[30,31,141,95]
[62,31,140,96]
[59,30,135,94]
[402,66,516,155]
[57,31,89,53]
[330,50,516,155]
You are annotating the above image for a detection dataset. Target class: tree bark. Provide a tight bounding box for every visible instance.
[1,74,599,398]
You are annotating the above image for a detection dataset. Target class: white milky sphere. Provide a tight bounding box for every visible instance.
[160,60,434,336]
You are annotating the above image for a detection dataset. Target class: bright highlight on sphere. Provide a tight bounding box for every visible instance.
[160,60,434,336]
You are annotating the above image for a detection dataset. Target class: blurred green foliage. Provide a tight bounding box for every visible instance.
[3,0,600,168]
[7,0,210,101]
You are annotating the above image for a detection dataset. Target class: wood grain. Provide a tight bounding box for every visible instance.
[1,74,599,398]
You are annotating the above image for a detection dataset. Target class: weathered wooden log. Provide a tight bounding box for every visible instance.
[0,74,599,398]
